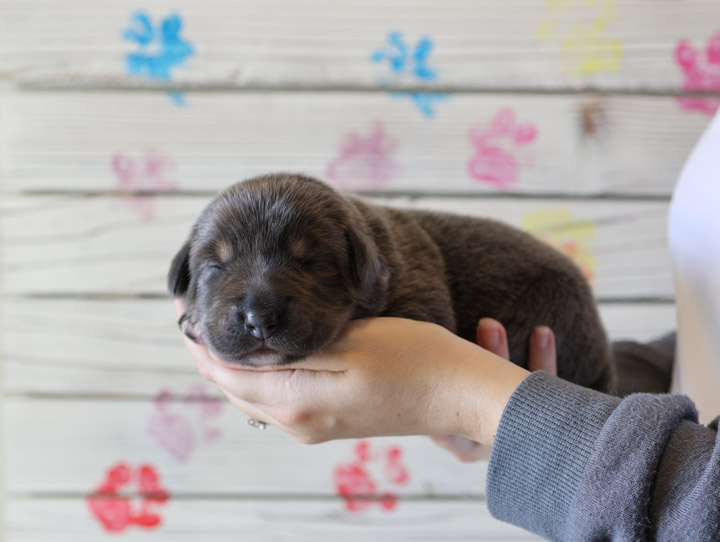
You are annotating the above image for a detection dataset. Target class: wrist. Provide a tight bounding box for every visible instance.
[430,335,530,446]
[467,355,530,446]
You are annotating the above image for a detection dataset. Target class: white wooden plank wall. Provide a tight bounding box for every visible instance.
[2,1,718,540]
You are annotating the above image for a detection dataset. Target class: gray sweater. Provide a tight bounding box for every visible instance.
[486,371,720,541]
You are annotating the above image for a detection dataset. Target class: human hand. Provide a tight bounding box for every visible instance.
[429,318,557,461]
[175,299,530,447]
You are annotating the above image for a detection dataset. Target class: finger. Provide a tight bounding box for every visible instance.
[173,300,204,345]
[172,299,226,383]
[177,327,218,382]
[173,297,211,363]
[216,386,278,427]
[266,351,349,373]
[476,318,510,360]
[528,326,558,375]
[203,361,300,407]
[173,298,185,318]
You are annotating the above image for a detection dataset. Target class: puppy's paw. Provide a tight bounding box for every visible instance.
[177,313,204,345]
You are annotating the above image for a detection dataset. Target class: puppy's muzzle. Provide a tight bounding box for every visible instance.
[235,292,288,341]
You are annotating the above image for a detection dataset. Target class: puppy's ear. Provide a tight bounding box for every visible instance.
[346,226,388,312]
[168,240,192,296]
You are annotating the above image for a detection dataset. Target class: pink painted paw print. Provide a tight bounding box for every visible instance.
[333,440,410,513]
[186,384,224,442]
[467,108,538,191]
[147,386,224,462]
[111,149,178,220]
[675,31,720,115]
[326,122,399,191]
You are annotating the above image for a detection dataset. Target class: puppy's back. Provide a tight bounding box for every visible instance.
[367,204,614,391]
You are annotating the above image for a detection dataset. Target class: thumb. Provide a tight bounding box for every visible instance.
[202,361,299,407]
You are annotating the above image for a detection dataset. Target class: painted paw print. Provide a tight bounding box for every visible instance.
[522,208,597,282]
[86,462,169,532]
[123,11,194,105]
[111,149,178,220]
[370,31,449,118]
[370,31,437,82]
[147,385,224,463]
[467,108,538,190]
[675,31,720,115]
[538,0,623,76]
[391,91,450,118]
[326,122,399,190]
[333,440,410,513]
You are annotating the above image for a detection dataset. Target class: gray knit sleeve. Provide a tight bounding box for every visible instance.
[486,370,719,541]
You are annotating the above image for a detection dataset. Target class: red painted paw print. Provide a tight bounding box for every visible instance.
[333,440,410,513]
[467,107,538,191]
[326,122,399,191]
[675,31,720,115]
[86,462,169,532]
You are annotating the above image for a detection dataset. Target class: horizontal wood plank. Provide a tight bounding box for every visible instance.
[4,397,490,496]
[0,195,673,298]
[0,299,675,398]
[2,298,676,395]
[0,91,713,195]
[6,498,542,541]
[0,0,719,95]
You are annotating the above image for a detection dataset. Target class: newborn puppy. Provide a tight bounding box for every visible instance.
[170,173,614,391]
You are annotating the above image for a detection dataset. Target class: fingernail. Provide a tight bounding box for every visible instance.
[535,327,551,349]
[479,318,500,349]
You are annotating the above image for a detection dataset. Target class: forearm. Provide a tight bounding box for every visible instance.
[487,371,720,541]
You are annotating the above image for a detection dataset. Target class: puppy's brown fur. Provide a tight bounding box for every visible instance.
[170,173,614,391]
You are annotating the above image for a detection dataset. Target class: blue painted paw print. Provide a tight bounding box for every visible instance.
[390,92,449,118]
[124,11,194,80]
[371,31,447,117]
[371,31,437,81]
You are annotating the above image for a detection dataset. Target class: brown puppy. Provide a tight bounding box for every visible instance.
[170,173,614,391]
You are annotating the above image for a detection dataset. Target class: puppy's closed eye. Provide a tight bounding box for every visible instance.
[300,257,337,275]
[206,262,225,272]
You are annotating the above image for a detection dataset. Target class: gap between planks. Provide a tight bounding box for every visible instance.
[0,189,675,201]
[7,491,485,502]
[0,292,676,303]
[13,83,720,98]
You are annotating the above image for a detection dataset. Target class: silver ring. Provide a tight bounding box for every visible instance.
[248,418,267,430]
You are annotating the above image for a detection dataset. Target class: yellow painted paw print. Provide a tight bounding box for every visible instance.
[538,0,623,76]
[522,208,597,282]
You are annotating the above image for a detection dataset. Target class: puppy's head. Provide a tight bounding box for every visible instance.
[169,173,388,366]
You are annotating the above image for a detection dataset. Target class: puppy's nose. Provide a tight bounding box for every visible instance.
[244,311,279,341]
